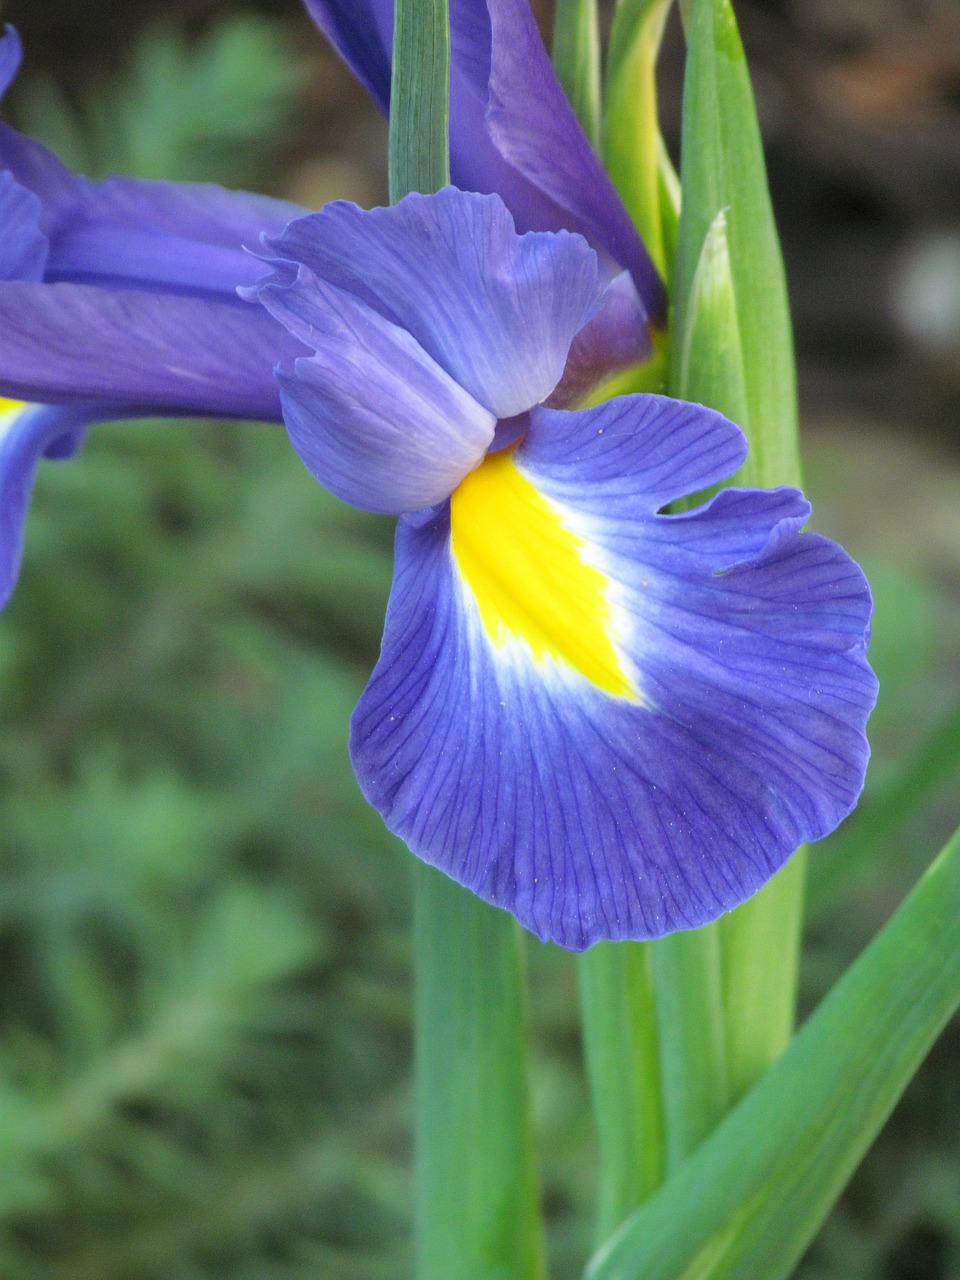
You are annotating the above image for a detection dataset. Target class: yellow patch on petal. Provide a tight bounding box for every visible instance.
[450,447,635,699]
[0,399,26,417]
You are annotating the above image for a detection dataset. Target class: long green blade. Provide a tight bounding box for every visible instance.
[587,824,960,1280]
[671,0,800,488]
[577,942,665,1240]
[670,0,805,1102]
[389,0,450,201]
[552,0,602,147]
[602,0,673,277]
[415,866,544,1280]
[388,6,544,1278]
[649,926,729,1172]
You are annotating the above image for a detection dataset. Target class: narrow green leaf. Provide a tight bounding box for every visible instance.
[719,854,806,1103]
[670,0,805,1101]
[552,0,602,148]
[389,0,450,201]
[577,942,665,1240]
[588,823,960,1280]
[602,0,673,277]
[676,209,747,429]
[389,7,542,1278]
[650,925,729,1172]
[414,866,544,1280]
[670,0,800,489]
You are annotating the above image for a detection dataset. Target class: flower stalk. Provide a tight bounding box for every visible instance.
[388,4,543,1277]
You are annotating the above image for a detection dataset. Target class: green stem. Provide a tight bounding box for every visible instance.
[389,5,543,1277]
[414,865,544,1280]
[649,924,729,1171]
[720,854,806,1103]
[577,942,665,1240]
[388,0,450,201]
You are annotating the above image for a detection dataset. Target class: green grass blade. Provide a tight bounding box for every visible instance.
[389,7,542,1277]
[602,0,673,277]
[389,0,450,201]
[670,0,800,487]
[577,942,665,1239]
[650,926,729,1172]
[588,823,960,1280]
[552,0,602,147]
[414,866,544,1280]
[670,0,805,1102]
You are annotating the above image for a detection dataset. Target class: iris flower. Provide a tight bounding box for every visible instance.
[1,23,876,949]
[0,25,308,604]
[251,186,877,950]
[306,0,665,398]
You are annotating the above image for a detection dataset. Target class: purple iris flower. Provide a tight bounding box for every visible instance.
[304,0,665,391]
[0,25,308,605]
[252,186,877,951]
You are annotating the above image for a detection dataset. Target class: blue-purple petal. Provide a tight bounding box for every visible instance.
[302,0,392,112]
[0,169,46,281]
[263,264,496,513]
[0,400,100,606]
[302,1,665,322]
[350,397,876,949]
[0,25,21,98]
[259,189,603,421]
[0,281,296,420]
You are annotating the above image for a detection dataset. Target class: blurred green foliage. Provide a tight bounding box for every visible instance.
[0,9,958,1279]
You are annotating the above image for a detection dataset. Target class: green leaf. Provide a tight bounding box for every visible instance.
[649,926,729,1174]
[670,0,800,489]
[577,943,665,1240]
[389,0,451,201]
[587,823,960,1280]
[414,866,544,1280]
[669,0,805,1105]
[676,209,747,428]
[602,0,674,278]
[389,7,542,1278]
[552,0,602,147]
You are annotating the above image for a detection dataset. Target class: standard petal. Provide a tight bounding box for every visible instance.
[0,282,296,420]
[0,399,98,606]
[262,264,496,514]
[547,271,653,408]
[260,188,603,420]
[301,0,392,112]
[301,2,665,320]
[464,0,664,316]
[350,397,876,950]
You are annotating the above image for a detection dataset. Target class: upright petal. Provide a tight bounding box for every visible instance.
[0,399,99,607]
[351,396,876,949]
[302,0,392,112]
[259,189,603,420]
[302,1,666,322]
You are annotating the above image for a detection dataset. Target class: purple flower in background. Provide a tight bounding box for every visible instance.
[304,0,665,398]
[0,25,307,604]
[252,186,877,950]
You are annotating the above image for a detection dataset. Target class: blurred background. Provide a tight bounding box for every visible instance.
[0,0,958,1276]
